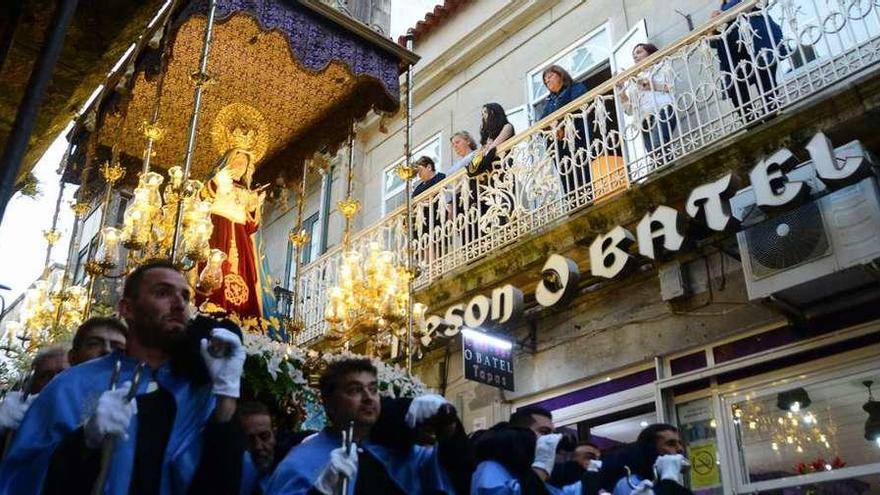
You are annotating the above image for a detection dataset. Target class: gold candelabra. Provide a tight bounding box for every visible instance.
[323,128,427,356]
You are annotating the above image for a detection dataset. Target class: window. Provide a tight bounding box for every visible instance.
[300,212,319,264]
[569,404,657,451]
[382,133,442,215]
[725,365,880,490]
[505,105,530,137]
[676,398,724,495]
[527,25,612,121]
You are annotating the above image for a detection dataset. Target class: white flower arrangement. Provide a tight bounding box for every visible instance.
[242,334,429,429]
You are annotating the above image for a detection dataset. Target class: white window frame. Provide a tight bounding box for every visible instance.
[505,104,530,137]
[658,319,880,495]
[717,345,880,493]
[511,363,657,427]
[381,132,443,215]
[526,23,612,123]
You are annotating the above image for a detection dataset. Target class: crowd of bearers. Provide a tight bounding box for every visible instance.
[0,264,691,495]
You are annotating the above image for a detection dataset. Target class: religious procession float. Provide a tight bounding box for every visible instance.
[1,0,427,430]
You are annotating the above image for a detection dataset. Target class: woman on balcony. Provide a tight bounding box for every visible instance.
[710,0,785,119]
[466,104,515,240]
[538,65,589,197]
[619,43,678,162]
[449,130,479,176]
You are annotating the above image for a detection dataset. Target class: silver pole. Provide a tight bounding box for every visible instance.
[170,0,217,261]
[404,31,415,375]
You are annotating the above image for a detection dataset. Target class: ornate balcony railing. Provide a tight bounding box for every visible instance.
[293,0,880,344]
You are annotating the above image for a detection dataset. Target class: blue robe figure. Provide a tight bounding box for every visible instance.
[240,452,272,495]
[471,460,584,495]
[0,352,216,495]
[264,429,455,495]
[712,0,785,116]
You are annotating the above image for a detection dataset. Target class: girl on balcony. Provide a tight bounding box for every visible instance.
[466,104,516,240]
[619,43,678,163]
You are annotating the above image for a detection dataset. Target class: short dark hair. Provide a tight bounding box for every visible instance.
[509,406,552,428]
[577,440,600,450]
[72,317,127,350]
[123,259,179,299]
[318,358,377,398]
[415,155,435,172]
[636,423,678,447]
[238,400,272,419]
[631,423,679,479]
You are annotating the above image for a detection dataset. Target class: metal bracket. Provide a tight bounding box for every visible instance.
[518,320,537,354]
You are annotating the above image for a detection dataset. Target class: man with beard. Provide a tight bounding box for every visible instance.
[0,260,247,494]
[265,358,469,495]
[239,401,282,495]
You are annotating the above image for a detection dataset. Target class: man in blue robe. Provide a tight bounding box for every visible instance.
[265,358,469,495]
[0,259,247,495]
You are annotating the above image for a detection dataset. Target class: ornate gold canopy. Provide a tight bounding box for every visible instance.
[95,12,390,184]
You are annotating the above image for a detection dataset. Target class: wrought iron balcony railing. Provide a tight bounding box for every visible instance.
[293,0,880,345]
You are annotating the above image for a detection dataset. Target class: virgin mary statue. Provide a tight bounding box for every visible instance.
[197,103,276,327]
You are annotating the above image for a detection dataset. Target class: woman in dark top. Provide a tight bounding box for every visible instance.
[467,103,515,240]
[710,0,785,119]
[538,65,589,197]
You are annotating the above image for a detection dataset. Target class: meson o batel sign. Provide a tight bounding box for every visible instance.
[423,132,875,341]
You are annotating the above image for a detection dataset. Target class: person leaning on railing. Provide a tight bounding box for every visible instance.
[466,103,516,238]
[449,130,479,177]
[710,0,785,119]
[538,65,589,197]
[617,43,678,161]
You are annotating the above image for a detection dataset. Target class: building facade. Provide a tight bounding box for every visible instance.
[259,0,880,493]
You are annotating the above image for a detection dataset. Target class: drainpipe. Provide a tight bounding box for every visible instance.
[317,165,333,255]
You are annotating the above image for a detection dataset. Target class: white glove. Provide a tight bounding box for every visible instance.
[405,394,450,428]
[654,454,688,482]
[531,432,562,476]
[314,441,358,495]
[0,392,36,430]
[587,459,603,472]
[199,328,246,398]
[631,479,654,495]
[84,381,138,448]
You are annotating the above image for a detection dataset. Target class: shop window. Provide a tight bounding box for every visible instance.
[568,403,656,452]
[676,398,724,495]
[725,366,880,491]
[382,133,442,215]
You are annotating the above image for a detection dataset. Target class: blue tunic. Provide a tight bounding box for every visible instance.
[0,352,216,495]
[264,429,455,495]
[240,452,272,495]
[470,461,582,495]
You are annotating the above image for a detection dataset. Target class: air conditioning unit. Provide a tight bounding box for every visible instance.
[730,168,880,303]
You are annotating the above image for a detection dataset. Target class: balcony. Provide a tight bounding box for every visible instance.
[292,0,880,345]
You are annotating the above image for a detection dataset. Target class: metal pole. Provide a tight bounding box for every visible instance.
[0,0,79,225]
[404,31,415,376]
[42,180,67,270]
[170,0,218,261]
[140,0,179,175]
[290,162,309,325]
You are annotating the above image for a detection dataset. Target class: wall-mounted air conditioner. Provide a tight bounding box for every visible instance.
[730,166,880,302]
